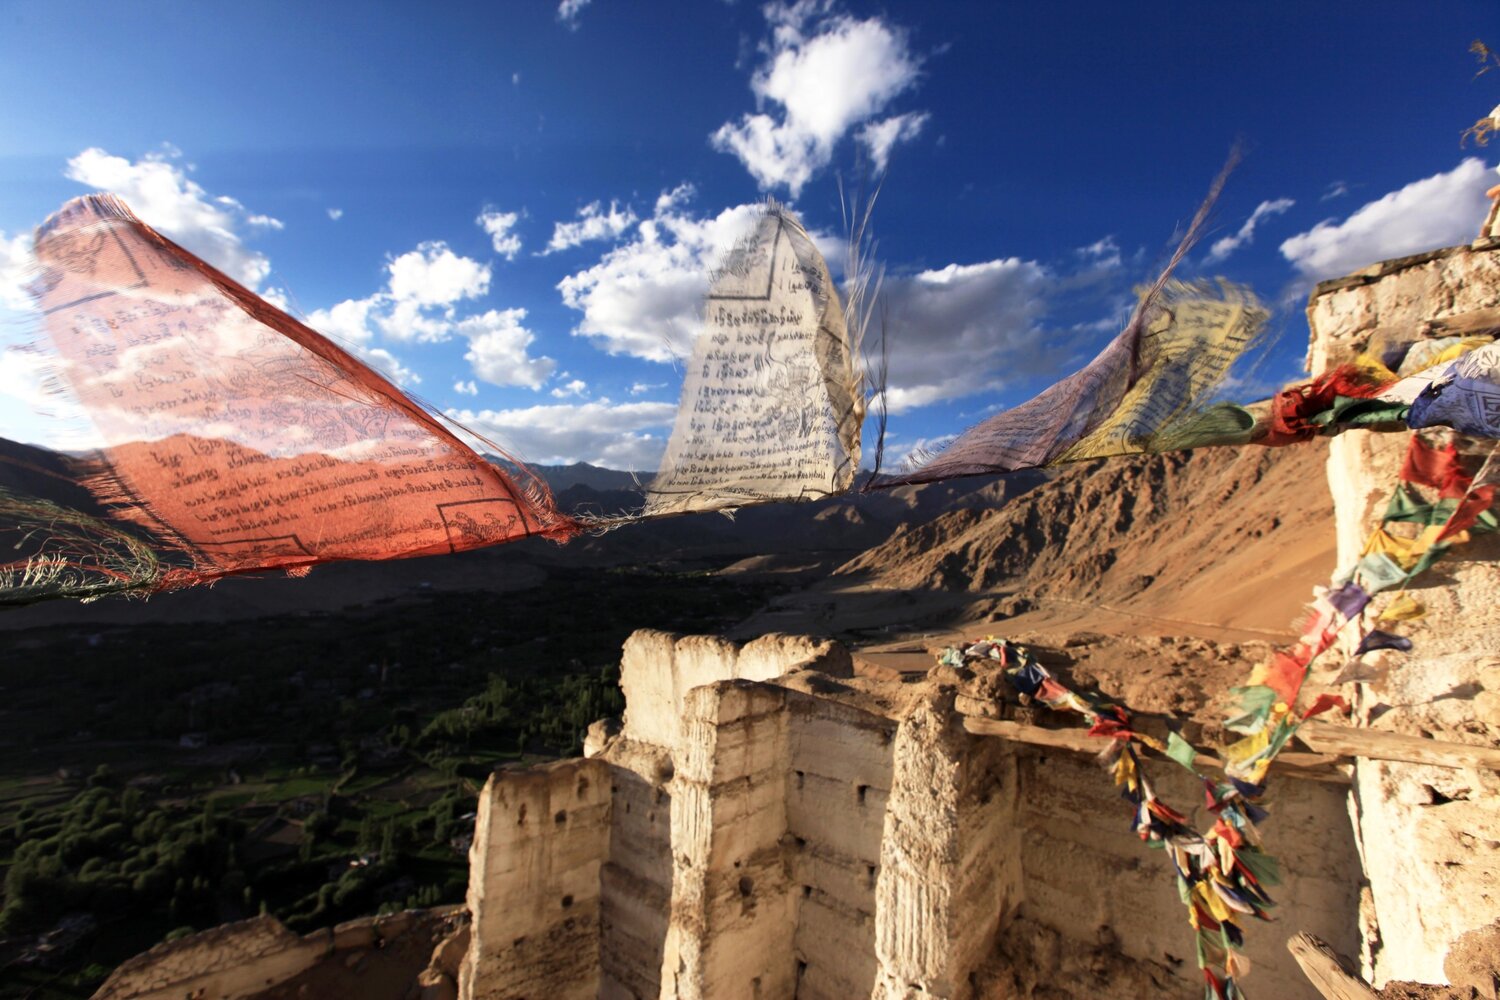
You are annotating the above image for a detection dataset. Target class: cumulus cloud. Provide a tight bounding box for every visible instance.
[307,296,378,346]
[550,378,589,399]
[1280,158,1496,281]
[307,240,553,391]
[558,188,773,361]
[630,381,666,396]
[447,399,676,469]
[327,207,344,221]
[711,2,923,195]
[477,208,523,260]
[1206,197,1294,262]
[557,0,591,29]
[454,379,479,396]
[544,200,637,254]
[458,308,557,390]
[64,146,278,289]
[878,257,1053,414]
[310,241,492,348]
[385,241,491,308]
[857,111,929,172]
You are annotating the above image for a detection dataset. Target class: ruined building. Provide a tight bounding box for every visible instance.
[454,215,1500,1000]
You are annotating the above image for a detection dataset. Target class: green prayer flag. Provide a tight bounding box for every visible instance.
[1236,850,1282,887]
[1356,552,1408,593]
[1166,730,1199,771]
[1224,686,1276,735]
[1410,542,1449,577]
[1383,484,1430,524]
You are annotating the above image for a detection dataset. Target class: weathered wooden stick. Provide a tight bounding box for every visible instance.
[1296,721,1500,772]
[955,697,1500,774]
[959,716,1349,784]
[1286,932,1378,1000]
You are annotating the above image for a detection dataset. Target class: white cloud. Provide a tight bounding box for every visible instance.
[0,230,35,313]
[477,208,523,260]
[454,379,479,396]
[1076,235,1121,269]
[857,111,929,172]
[459,308,557,390]
[447,399,676,469]
[895,433,957,468]
[544,200,638,254]
[308,236,554,392]
[64,146,276,289]
[711,3,923,195]
[1280,158,1496,281]
[307,296,379,346]
[550,378,589,399]
[1206,197,1294,262]
[877,257,1053,414]
[327,207,344,221]
[360,346,420,387]
[259,286,291,311]
[0,343,103,451]
[557,189,768,361]
[385,241,490,307]
[655,182,695,214]
[1320,181,1349,202]
[557,0,591,29]
[630,381,666,395]
[340,241,492,344]
[512,72,521,86]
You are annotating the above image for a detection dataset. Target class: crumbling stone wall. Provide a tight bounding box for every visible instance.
[92,910,450,1000]
[1004,751,1360,1000]
[785,695,897,999]
[1308,236,1500,986]
[458,615,1411,999]
[459,758,613,1000]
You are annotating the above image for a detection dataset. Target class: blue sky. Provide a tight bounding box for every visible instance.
[1,0,1497,468]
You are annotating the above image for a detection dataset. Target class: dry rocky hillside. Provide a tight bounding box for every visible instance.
[838,441,1336,636]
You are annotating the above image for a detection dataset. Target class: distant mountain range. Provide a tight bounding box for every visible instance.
[0,435,1042,627]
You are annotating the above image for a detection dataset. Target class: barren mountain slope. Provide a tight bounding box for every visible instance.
[836,441,1336,635]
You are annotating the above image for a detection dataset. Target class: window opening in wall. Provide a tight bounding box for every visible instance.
[856,784,868,805]
[795,770,805,789]
[554,809,567,824]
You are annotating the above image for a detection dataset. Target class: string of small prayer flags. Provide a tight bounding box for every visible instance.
[938,436,1496,999]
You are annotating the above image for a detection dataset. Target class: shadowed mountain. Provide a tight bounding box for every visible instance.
[0,436,1045,625]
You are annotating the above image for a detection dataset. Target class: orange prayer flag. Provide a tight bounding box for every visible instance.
[27,195,576,592]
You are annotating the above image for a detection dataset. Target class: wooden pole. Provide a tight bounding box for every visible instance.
[1286,932,1378,1000]
[955,698,1500,775]
[1296,721,1500,772]
[959,716,1349,784]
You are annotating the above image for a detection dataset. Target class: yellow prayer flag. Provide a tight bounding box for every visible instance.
[1377,593,1426,623]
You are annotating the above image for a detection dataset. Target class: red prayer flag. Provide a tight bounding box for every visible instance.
[27,195,576,590]
[1401,435,1472,499]
[1264,649,1308,705]
[1300,693,1350,720]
